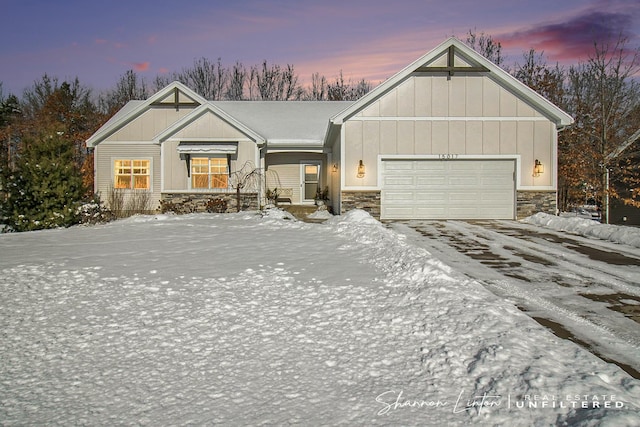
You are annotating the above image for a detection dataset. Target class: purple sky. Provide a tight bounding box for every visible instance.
[1,0,639,97]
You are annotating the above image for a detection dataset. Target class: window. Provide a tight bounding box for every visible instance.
[114,159,150,190]
[191,157,228,189]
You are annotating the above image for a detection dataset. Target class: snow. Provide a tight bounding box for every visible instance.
[526,212,640,249]
[0,210,639,425]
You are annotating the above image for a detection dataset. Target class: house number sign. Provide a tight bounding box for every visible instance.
[438,154,459,160]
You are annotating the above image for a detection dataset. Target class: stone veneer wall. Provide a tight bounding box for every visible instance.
[341,189,556,220]
[341,191,381,219]
[160,192,259,214]
[516,190,556,219]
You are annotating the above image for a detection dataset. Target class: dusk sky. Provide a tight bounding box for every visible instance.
[1,0,639,97]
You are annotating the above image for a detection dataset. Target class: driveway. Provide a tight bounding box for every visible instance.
[390,219,640,379]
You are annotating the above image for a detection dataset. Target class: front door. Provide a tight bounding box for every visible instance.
[301,162,320,203]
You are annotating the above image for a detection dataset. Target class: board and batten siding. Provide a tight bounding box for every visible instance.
[107,107,196,142]
[266,153,324,204]
[343,73,556,189]
[95,142,162,210]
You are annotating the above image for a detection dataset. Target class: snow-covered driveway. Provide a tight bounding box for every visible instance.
[392,219,640,381]
[1,211,639,426]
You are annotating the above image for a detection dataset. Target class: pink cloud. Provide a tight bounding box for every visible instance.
[498,7,639,63]
[132,61,150,72]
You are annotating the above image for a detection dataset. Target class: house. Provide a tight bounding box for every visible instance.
[87,37,573,220]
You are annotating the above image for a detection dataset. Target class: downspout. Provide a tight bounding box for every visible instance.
[258,140,267,209]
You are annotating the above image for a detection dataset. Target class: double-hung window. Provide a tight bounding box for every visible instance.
[114,159,150,190]
[191,157,229,189]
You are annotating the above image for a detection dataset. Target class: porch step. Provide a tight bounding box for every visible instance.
[280,205,326,222]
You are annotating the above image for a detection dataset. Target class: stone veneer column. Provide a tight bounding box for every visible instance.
[516,191,557,219]
[340,191,381,219]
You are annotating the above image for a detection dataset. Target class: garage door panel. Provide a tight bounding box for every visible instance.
[381,159,515,220]
[385,162,416,171]
[416,162,446,171]
[382,206,419,217]
[414,207,447,217]
[415,176,447,186]
[384,190,415,201]
[384,176,415,186]
[449,177,480,186]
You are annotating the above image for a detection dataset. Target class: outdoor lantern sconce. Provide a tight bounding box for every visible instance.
[533,159,544,177]
[357,160,365,178]
[332,163,338,173]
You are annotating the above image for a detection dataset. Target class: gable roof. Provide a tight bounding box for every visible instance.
[213,101,352,149]
[330,37,574,129]
[155,103,266,145]
[86,81,207,147]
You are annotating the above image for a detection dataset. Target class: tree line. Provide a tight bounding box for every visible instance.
[0,31,639,230]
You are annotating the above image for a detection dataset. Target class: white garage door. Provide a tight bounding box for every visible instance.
[381,159,515,220]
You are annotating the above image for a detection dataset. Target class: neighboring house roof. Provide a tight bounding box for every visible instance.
[330,37,574,129]
[213,101,352,149]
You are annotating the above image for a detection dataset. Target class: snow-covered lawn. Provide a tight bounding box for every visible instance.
[1,210,638,426]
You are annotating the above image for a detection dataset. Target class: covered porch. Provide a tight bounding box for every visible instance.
[265,152,329,206]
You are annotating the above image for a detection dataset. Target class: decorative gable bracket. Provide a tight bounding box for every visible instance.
[415,46,489,80]
[151,87,200,111]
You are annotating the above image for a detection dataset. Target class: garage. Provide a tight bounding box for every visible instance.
[381,159,516,220]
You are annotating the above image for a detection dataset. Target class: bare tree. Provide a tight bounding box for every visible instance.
[465,29,505,67]
[304,72,326,100]
[229,161,263,212]
[99,70,149,115]
[226,61,247,100]
[563,35,640,221]
[327,71,371,101]
[249,61,303,100]
[181,57,227,100]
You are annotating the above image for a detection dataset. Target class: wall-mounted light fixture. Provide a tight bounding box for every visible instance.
[357,160,365,178]
[533,159,544,177]
[332,163,338,173]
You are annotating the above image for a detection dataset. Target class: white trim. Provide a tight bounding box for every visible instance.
[377,153,521,187]
[348,116,551,122]
[93,145,99,194]
[160,141,165,192]
[187,155,231,191]
[166,137,252,143]
[110,156,154,192]
[300,160,322,204]
[342,185,381,191]
[97,140,158,145]
[161,189,235,194]
[267,148,324,154]
[339,124,346,214]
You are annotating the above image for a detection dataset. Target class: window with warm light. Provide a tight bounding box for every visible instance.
[191,157,229,189]
[114,159,150,190]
